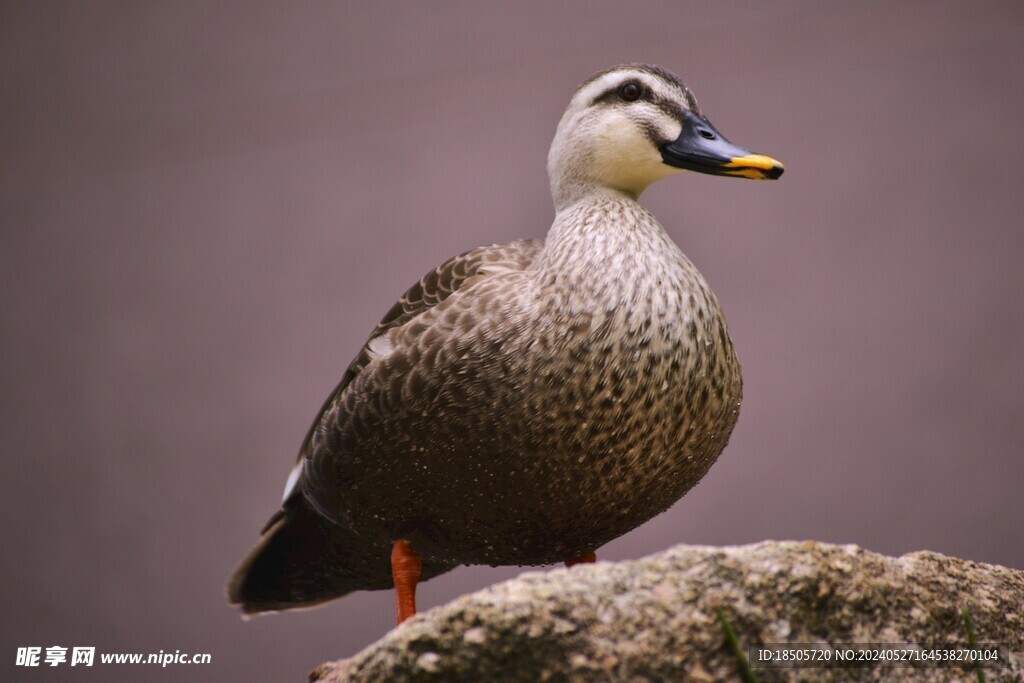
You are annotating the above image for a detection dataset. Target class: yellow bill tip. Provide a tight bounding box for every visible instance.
[724,153,785,180]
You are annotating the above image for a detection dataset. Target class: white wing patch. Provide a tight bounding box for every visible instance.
[281,461,303,504]
[477,260,520,276]
[366,332,395,360]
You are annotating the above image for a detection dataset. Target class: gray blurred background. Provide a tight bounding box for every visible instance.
[2,1,1022,681]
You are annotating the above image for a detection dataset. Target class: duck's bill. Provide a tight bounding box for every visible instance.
[661,111,784,180]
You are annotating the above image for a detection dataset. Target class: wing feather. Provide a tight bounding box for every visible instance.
[288,239,543,488]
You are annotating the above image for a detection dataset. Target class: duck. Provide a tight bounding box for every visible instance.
[227,63,783,625]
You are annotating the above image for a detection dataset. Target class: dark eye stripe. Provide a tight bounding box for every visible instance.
[651,93,687,122]
[589,85,635,107]
[590,81,689,123]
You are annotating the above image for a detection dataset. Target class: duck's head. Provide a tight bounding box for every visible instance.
[548,64,784,209]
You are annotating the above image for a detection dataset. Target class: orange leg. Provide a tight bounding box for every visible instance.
[565,551,596,568]
[391,539,422,625]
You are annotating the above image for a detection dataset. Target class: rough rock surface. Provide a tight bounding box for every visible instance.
[310,541,1023,682]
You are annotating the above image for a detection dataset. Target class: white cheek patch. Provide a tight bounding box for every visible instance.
[593,111,682,192]
[281,461,303,504]
[656,114,683,146]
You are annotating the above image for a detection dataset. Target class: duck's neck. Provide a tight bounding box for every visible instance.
[536,187,687,287]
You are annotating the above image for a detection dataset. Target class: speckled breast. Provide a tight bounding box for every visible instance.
[310,267,742,568]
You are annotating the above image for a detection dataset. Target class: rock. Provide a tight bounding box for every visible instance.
[309,541,1024,682]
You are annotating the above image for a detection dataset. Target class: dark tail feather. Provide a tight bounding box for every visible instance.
[227,498,393,615]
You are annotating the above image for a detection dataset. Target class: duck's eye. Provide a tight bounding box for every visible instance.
[619,82,641,102]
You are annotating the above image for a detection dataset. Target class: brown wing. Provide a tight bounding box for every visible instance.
[292,239,543,472]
